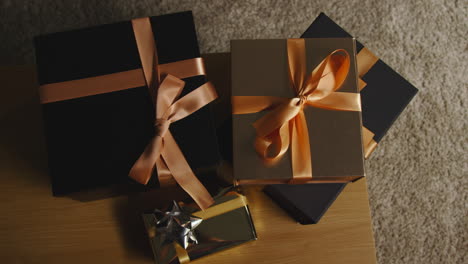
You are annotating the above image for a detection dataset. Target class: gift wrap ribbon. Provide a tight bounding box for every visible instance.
[148,194,248,263]
[232,39,361,183]
[356,47,380,159]
[39,17,216,210]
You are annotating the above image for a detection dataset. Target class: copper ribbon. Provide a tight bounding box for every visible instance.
[356,47,379,159]
[362,126,378,159]
[232,39,361,182]
[39,59,207,104]
[128,18,216,210]
[39,17,216,210]
[357,47,379,91]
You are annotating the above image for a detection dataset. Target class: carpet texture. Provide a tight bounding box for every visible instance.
[0,1,466,263]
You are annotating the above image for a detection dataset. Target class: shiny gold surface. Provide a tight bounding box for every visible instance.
[143,194,256,264]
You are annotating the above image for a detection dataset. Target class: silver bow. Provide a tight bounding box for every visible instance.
[153,201,203,249]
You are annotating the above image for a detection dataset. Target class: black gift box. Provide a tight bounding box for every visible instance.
[34,11,220,196]
[264,183,346,224]
[265,12,418,224]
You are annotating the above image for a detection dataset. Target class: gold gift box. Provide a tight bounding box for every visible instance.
[142,189,256,264]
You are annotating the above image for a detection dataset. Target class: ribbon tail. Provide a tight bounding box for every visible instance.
[154,157,177,187]
[161,131,214,210]
[253,98,302,137]
[289,111,312,183]
[254,121,290,165]
[129,136,163,185]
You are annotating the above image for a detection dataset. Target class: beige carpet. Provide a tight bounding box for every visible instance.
[0,0,466,263]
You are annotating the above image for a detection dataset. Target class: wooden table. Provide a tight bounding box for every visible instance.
[0,66,376,264]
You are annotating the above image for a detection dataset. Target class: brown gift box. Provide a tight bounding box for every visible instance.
[231,38,365,184]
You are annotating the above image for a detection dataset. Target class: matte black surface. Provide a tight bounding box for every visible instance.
[360,60,418,141]
[265,12,418,224]
[34,11,220,196]
[264,183,346,224]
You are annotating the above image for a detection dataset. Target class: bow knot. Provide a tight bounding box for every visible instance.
[155,118,170,138]
[297,95,309,107]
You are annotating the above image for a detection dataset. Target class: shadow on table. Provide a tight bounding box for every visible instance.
[0,66,50,188]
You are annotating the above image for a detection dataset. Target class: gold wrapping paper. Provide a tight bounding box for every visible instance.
[142,190,256,264]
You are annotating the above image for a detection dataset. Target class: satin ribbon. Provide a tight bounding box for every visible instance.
[129,18,216,210]
[362,123,378,159]
[357,47,379,91]
[232,39,361,182]
[356,47,379,159]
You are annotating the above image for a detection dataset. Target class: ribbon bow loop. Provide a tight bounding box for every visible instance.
[294,47,352,104]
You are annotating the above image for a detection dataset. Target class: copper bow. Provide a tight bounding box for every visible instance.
[128,18,216,210]
[232,39,361,182]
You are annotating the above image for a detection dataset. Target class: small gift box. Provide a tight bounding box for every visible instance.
[231,38,365,184]
[264,13,419,224]
[142,190,257,264]
[34,11,220,208]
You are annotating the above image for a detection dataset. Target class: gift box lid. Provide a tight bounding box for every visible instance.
[34,11,220,197]
[231,38,365,183]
